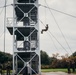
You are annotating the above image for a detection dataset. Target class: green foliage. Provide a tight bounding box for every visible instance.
[41,65,50,69]
[0,51,12,69]
[0,51,12,64]
[41,50,50,65]
[41,50,76,69]
[41,69,68,72]
[72,51,76,57]
[0,50,76,70]
[51,59,67,68]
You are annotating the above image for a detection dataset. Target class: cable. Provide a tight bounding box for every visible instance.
[39,4,76,19]
[0,0,8,38]
[0,8,4,15]
[40,21,59,52]
[39,19,69,55]
[0,1,10,15]
[48,32,59,52]
[0,4,12,8]
[44,1,59,52]
[44,0,73,53]
[0,1,5,38]
[44,1,46,25]
[0,31,4,38]
[44,0,73,54]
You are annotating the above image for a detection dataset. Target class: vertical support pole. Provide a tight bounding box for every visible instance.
[16,55,18,74]
[38,0,41,74]
[4,0,6,53]
[3,1,6,74]
[13,0,15,74]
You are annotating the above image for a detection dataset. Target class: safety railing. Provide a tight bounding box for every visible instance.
[7,17,13,26]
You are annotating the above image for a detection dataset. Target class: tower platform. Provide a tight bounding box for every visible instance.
[7,26,36,41]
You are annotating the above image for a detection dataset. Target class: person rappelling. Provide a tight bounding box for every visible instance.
[41,24,49,34]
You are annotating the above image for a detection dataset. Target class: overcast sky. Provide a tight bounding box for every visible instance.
[0,0,76,57]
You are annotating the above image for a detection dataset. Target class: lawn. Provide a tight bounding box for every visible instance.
[42,68,76,74]
[41,68,68,72]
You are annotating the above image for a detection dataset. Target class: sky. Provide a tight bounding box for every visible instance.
[0,0,76,57]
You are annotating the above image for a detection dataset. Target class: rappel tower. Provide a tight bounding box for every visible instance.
[7,0,41,75]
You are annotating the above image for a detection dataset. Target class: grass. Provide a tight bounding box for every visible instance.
[2,70,12,73]
[41,68,69,72]
[41,68,76,74]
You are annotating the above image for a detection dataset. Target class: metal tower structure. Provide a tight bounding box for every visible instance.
[7,0,41,75]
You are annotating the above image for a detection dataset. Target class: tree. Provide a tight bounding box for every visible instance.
[41,50,50,65]
[72,51,76,57]
[0,51,12,64]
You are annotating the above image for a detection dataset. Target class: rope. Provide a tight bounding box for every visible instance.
[44,0,73,53]
[40,19,69,55]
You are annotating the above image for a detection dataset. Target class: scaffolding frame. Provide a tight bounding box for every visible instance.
[7,0,41,75]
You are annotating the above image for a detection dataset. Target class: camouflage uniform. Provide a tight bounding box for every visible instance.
[6,62,11,75]
[0,64,2,75]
